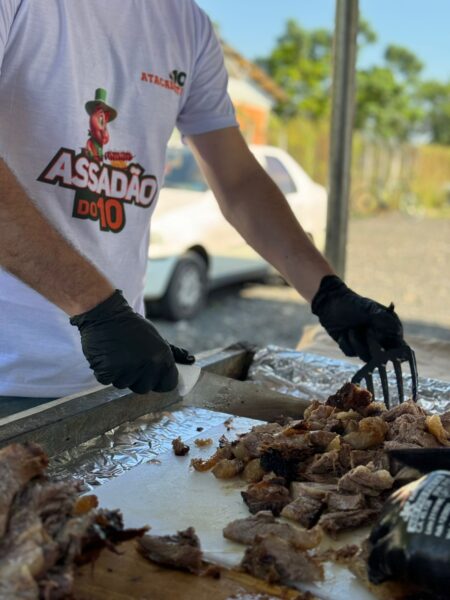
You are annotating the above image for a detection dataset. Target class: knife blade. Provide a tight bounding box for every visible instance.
[176,363,310,421]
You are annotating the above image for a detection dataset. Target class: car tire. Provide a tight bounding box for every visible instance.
[158,252,208,321]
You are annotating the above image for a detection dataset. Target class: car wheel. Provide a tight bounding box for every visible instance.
[159,252,208,321]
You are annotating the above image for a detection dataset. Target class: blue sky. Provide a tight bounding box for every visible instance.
[196,0,450,82]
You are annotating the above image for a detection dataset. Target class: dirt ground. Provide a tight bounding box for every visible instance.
[153,213,450,354]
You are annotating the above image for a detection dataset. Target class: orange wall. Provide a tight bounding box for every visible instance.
[234,103,269,145]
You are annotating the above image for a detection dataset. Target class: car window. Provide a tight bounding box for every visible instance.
[164,147,208,192]
[265,156,297,195]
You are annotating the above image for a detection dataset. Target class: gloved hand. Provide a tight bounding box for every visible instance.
[311,275,404,362]
[70,289,194,393]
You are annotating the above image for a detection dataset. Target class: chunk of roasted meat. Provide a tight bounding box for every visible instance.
[190,442,233,472]
[241,479,291,516]
[212,458,244,479]
[0,443,48,537]
[326,383,372,413]
[240,533,324,585]
[318,509,379,538]
[281,482,331,529]
[138,527,203,574]
[338,464,394,497]
[223,511,321,549]
[0,443,146,600]
[192,381,445,538]
[172,437,190,456]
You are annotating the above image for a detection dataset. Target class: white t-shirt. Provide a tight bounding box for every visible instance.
[0,0,237,397]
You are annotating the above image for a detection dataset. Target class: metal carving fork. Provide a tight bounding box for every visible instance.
[351,333,418,408]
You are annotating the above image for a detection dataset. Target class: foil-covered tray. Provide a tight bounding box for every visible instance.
[249,347,450,414]
[51,348,450,488]
[50,407,232,490]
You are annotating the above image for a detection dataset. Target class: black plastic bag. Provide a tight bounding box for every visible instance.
[368,470,450,597]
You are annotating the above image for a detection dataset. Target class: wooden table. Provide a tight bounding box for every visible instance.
[74,540,307,600]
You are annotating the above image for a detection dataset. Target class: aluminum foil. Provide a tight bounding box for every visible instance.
[50,406,234,490]
[51,347,450,487]
[248,346,450,414]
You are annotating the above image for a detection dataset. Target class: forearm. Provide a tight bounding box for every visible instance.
[203,161,333,302]
[0,158,114,315]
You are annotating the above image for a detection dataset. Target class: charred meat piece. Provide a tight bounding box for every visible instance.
[338,464,394,497]
[326,383,372,413]
[327,492,366,512]
[304,404,338,432]
[425,415,450,446]
[290,481,337,499]
[232,423,283,462]
[223,511,322,550]
[359,401,386,418]
[281,482,331,528]
[212,458,244,479]
[319,509,379,537]
[306,449,341,475]
[194,438,213,448]
[0,443,48,537]
[387,414,440,449]
[338,443,388,471]
[240,533,324,585]
[343,417,388,450]
[242,480,290,516]
[259,435,315,480]
[0,443,145,600]
[308,430,338,450]
[383,400,425,422]
[38,567,73,600]
[299,471,339,485]
[172,437,190,456]
[138,527,203,574]
[190,444,233,472]
[243,459,265,483]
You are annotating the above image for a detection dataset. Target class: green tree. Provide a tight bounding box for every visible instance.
[258,18,447,145]
[356,44,424,141]
[419,80,450,145]
[384,44,423,80]
[256,19,332,120]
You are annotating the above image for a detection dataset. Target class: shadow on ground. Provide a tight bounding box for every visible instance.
[152,283,319,353]
[153,282,450,355]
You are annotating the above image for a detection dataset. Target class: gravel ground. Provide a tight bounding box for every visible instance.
[153,213,450,353]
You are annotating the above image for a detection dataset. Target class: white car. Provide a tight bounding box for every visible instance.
[144,144,327,320]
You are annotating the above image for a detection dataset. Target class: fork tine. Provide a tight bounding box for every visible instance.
[408,348,419,402]
[393,360,404,403]
[365,372,375,399]
[378,364,391,408]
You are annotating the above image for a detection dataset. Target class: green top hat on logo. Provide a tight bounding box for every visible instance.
[85,88,117,122]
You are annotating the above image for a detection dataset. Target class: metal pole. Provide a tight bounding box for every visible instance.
[325,0,359,277]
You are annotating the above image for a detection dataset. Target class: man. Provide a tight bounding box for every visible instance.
[0,0,403,411]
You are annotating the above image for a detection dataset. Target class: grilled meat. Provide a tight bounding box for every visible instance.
[223,511,321,549]
[138,527,203,574]
[240,533,324,585]
[172,437,190,456]
[338,464,394,496]
[242,479,291,516]
[0,443,145,600]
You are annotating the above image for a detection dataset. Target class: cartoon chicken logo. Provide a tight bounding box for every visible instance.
[84,88,117,162]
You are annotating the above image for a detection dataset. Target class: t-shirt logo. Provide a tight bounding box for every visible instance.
[37,88,158,234]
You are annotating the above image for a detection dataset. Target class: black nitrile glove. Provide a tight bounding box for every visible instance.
[311,275,404,362]
[169,343,195,365]
[70,290,192,394]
